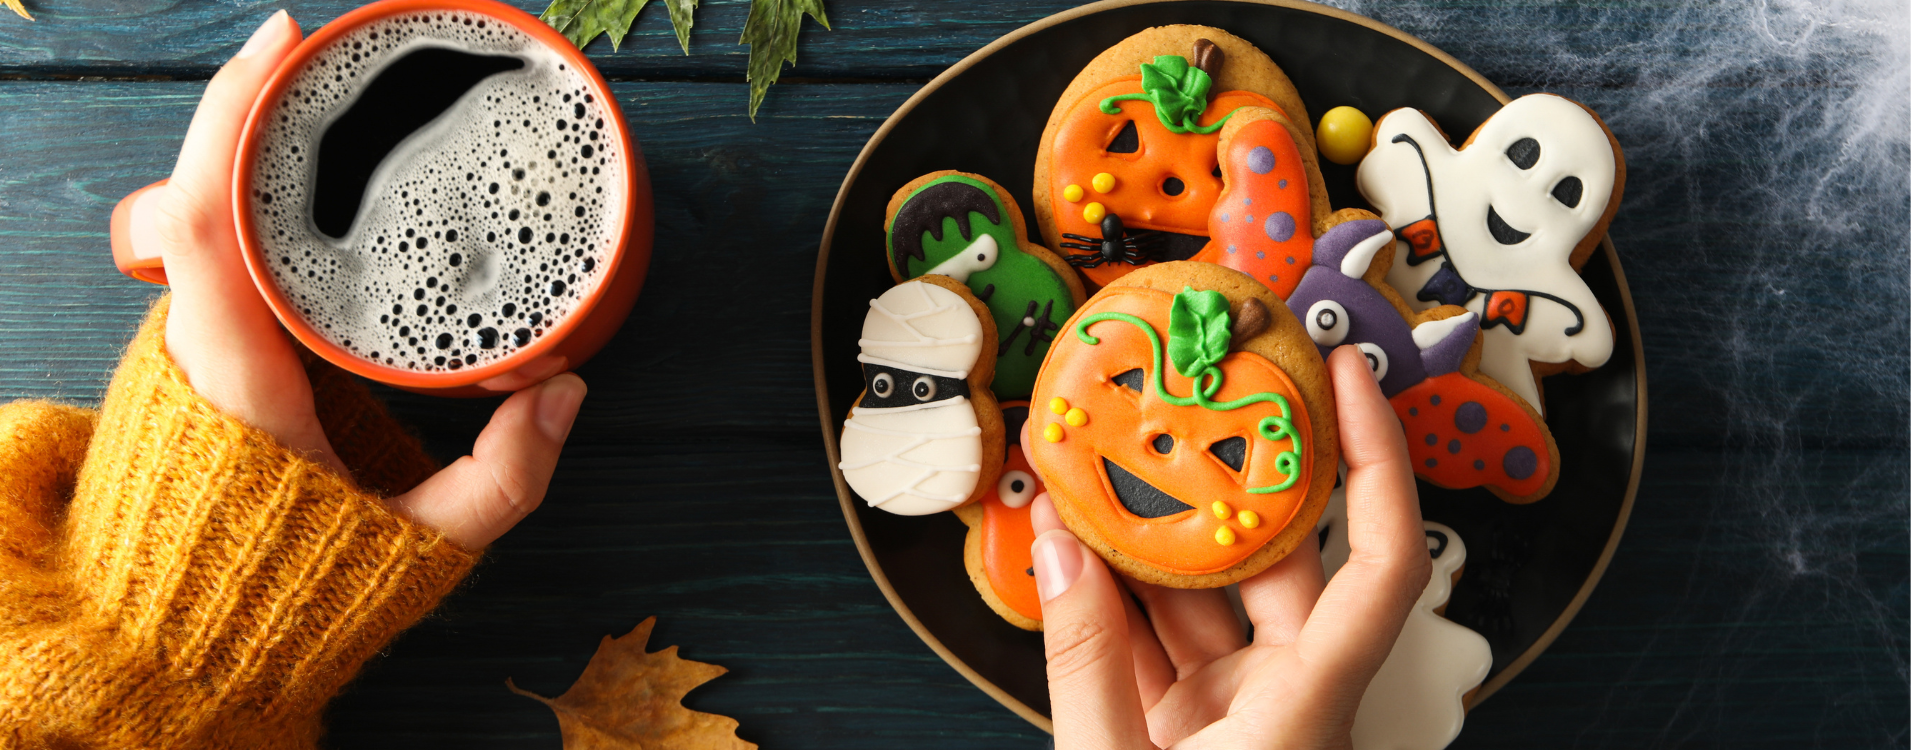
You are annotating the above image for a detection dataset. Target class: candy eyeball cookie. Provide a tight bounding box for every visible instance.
[838,275,1004,516]
[1025,261,1337,588]
[954,401,1046,631]
[884,172,1086,401]
[1356,93,1626,412]
[1034,25,1332,298]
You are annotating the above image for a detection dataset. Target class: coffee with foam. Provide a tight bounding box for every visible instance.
[249,10,625,372]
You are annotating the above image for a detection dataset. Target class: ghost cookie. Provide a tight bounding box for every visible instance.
[1288,217,1558,502]
[1034,26,1331,297]
[1356,93,1625,412]
[838,276,1004,515]
[886,172,1087,400]
[1026,261,1337,588]
[955,401,1045,631]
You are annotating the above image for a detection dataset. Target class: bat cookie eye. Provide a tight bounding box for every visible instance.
[1305,300,1350,346]
[911,375,938,401]
[871,372,894,397]
[998,469,1037,508]
[1357,342,1389,382]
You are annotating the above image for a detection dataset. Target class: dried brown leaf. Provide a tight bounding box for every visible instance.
[509,617,755,750]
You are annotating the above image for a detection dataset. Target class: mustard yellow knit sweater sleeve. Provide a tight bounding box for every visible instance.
[0,298,481,749]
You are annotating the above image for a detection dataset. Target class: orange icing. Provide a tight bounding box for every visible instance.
[982,437,1044,622]
[1027,287,1314,575]
[1190,117,1315,299]
[1047,79,1282,289]
[1390,372,1552,499]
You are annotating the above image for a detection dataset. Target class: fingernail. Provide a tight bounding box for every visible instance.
[237,10,288,59]
[1032,532,1084,604]
[535,374,586,442]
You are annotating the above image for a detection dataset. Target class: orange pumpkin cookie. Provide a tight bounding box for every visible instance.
[1034,26,1331,298]
[1026,261,1337,588]
[955,401,1045,630]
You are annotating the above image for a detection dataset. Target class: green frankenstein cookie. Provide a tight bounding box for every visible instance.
[886,172,1084,400]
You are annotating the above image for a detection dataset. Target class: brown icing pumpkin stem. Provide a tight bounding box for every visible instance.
[1193,39,1224,79]
[1230,298,1270,346]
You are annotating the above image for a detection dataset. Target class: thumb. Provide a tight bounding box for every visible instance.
[389,373,586,549]
[1031,495,1154,750]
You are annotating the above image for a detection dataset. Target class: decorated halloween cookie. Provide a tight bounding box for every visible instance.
[1356,93,1625,412]
[1034,26,1331,298]
[838,276,1004,515]
[1288,217,1559,503]
[1026,261,1337,588]
[1317,485,1492,750]
[885,172,1087,400]
[955,401,1045,630]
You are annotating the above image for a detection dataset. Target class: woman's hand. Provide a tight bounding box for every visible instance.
[151,11,585,549]
[1030,344,1428,749]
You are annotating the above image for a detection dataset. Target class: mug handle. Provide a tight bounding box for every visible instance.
[110,179,172,285]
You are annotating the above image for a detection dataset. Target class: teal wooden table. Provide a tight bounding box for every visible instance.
[0,0,1905,746]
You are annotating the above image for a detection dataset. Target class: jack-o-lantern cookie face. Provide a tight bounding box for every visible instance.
[1027,262,1337,587]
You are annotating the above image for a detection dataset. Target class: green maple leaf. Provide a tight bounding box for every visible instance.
[741,0,829,120]
[541,0,651,50]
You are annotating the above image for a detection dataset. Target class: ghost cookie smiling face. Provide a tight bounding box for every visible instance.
[838,276,1004,516]
[1356,93,1625,412]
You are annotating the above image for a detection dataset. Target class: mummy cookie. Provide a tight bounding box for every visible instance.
[886,172,1087,400]
[1317,488,1492,750]
[838,276,1004,515]
[1288,218,1558,502]
[955,401,1045,631]
[1356,93,1625,412]
[1026,261,1337,588]
[1034,26,1332,298]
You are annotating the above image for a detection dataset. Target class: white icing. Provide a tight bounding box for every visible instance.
[840,396,983,515]
[1356,94,1617,411]
[1357,342,1389,381]
[1318,467,1493,750]
[997,468,1037,508]
[1341,229,1397,279]
[855,281,982,379]
[1305,299,1351,346]
[1410,311,1477,350]
[926,233,999,283]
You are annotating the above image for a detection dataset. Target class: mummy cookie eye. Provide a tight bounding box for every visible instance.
[1357,342,1389,381]
[1107,120,1140,154]
[911,375,937,401]
[871,372,894,397]
[998,469,1037,508]
[1505,137,1540,169]
[1552,176,1584,208]
[1305,300,1350,346]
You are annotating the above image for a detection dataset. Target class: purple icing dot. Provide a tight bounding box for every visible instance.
[1409,407,1419,416]
[1277,179,1288,189]
[1227,244,1238,254]
[1473,459,1486,470]
[1256,251,1266,259]
[1424,433,1438,446]
[1244,197,1253,206]
[1430,394,1442,406]
[1424,458,1438,468]
[1248,146,1276,174]
[1268,274,1279,282]
[1286,256,1296,264]
[1500,423,1511,432]
[1503,446,1538,479]
[1455,401,1488,434]
[1245,214,1255,223]
[1447,439,1462,454]
[1264,212,1296,242]
[1222,213,1233,222]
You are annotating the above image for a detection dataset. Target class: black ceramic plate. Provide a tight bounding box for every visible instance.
[812,0,1646,730]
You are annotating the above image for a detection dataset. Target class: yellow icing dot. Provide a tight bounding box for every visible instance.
[1063,184,1085,203]
[1211,501,1231,520]
[1091,172,1116,193]
[1215,525,1236,546]
[1065,407,1088,427]
[1082,202,1107,223]
[1043,422,1065,443]
[1049,397,1069,415]
[1317,106,1375,166]
[1238,510,1261,529]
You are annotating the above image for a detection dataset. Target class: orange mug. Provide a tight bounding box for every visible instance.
[110,0,652,397]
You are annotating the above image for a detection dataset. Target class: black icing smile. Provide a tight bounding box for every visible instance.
[1484,205,1531,245]
[1102,458,1195,519]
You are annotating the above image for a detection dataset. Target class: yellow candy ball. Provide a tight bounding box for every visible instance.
[1211,501,1231,520]
[1082,202,1107,224]
[1063,184,1085,203]
[1065,407,1088,427]
[1214,526,1236,546]
[1049,396,1069,415]
[1043,422,1065,443]
[1091,172,1116,193]
[1238,510,1261,529]
[1316,106,1374,166]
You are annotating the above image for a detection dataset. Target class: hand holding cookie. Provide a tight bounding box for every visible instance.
[1030,345,1426,749]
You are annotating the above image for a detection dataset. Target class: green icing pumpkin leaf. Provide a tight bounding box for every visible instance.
[1099,54,1238,135]
[1168,286,1232,377]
